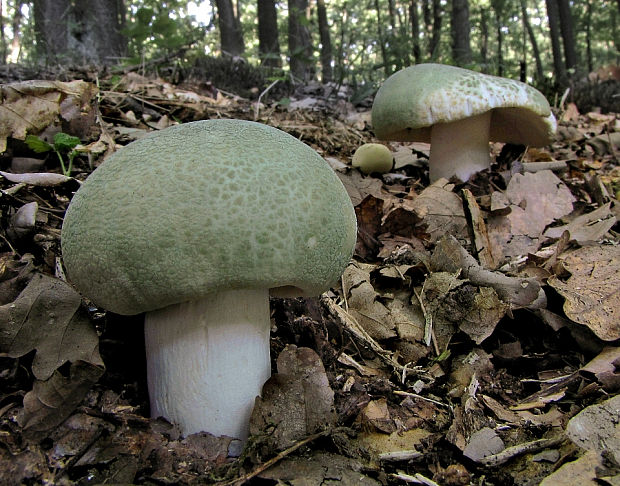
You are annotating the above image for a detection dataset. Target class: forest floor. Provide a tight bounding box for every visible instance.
[0,66,619,486]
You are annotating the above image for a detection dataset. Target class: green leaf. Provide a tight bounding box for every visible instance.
[25,135,53,154]
[53,132,81,152]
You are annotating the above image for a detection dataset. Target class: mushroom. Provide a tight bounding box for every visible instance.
[61,119,357,444]
[371,63,557,182]
[352,143,393,174]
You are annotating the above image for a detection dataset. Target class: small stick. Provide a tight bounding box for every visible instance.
[394,390,452,409]
[479,436,566,467]
[254,79,280,120]
[217,429,330,485]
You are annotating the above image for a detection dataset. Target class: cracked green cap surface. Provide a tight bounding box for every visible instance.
[61,119,357,315]
[372,63,557,146]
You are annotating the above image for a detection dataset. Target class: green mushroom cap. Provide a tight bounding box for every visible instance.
[372,63,557,146]
[61,119,357,315]
[352,143,393,174]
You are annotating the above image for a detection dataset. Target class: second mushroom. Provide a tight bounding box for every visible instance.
[371,63,557,182]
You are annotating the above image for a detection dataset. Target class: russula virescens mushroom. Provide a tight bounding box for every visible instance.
[352,143,393,174]
[61,119,357,444]
[371,63,557,182]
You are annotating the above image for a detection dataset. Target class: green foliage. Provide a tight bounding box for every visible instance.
[124,0,206,62]
[25,133,81,177]
[1,0,618,93]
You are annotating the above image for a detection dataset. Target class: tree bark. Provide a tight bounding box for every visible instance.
[215,0,245,56]
[429,0,442,59]
[451,0,471,66]
[288,0,314,82]
[33,0,70,63]
[479,6,489,72]
[545,0,568,86]
[585,0,593,73]
[33,0,126,65]
[257,0,281,67]
[317,0,333,82]
[520,0,544,81]
[557,0,577,73]
[0,0,5,63]
[409,0,421,63]
[492,1,503,76]
[374,0,390,75]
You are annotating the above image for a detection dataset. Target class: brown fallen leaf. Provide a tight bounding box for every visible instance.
[409,178,468,243]
[0,273,104,380]
[547,245,620,341]
[357,398,395,434]
[539,450,603,486]
[0,79,97,152]
[257,451,381,485]
[17,360,104,434]
[543,202,617,243]
[0,170,73,186]
[579,346,620,392]
[462,188,501,269]
[0,253,36,305]
[487,170,575,257]
[0,447,49,485]
[354,195,384,259]
[463,427,505,463]
[249,345,335,451]
[342,263,397,341]
[357,428,431,460]
[565,394,620,464]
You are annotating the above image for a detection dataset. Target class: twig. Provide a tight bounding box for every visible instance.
[379,450,423,462]
[322,295,407,375]
[254,79,280,120]
[522,161,568,173]
[216,429,330,485]
[390,471,440,485]
[393,390,452,409]
[413,285,439,356]
[479,436,566,467]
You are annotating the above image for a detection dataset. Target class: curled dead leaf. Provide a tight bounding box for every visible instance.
[17,360,104,434]
[0,273,104,380]
[548,246,620,341]
[0,80,97,152]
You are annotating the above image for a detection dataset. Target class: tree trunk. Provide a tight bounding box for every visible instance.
[33,0,126,65]
[545,0,568,86]
[316,0,333,82]
[557,0,577,73]
[288,0,314,82]
[429,0,442,59]
[451,0,471,66]
[73,0,126,64]
[585,0,593,73]
[257,0,281,67]
[493,7,503,76]
[520,0,544,81]
[215,0,245,56]
[33,0,70,63]
[374,0,390,75]
[422,0,431,28]
[0,0,5,63]
[479,7,489,72]
[410,0,421,63]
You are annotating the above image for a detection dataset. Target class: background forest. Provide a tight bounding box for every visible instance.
[0,0,618,96]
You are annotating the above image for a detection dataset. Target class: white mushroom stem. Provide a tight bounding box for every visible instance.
[144,289,271,442]
[428,110,492,182]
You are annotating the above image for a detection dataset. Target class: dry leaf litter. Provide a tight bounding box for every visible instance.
[0,71,619,485]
